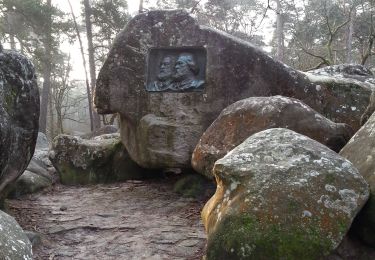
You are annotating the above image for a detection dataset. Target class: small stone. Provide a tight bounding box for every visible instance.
[24,231,41,247]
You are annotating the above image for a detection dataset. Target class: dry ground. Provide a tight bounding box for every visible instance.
[7,177,210,260]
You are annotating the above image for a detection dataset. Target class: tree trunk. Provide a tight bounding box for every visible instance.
[346,9,355,64]
[7,12,16,49]
[68,0,94,131]
[139,0,144,13]
[83,0,101,130]
[276,0,284,62]
[48,87,55,138]
[9,34,16,49]
[39,0,52,134]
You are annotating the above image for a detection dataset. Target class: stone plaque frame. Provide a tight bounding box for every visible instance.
[146,47,206,92]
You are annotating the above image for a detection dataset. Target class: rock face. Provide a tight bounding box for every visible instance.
[306,64,375,130]
[10,132,55,197]
[95,10,374,169]
[80,125,118,139]
[340,112,375,246]
[0,210,32,260]
[95,10,325,169]
[0,48,39,201]
[309,64,374,81]
[202,128,369,259]
[49,133,151,185]
[192,96,353,178]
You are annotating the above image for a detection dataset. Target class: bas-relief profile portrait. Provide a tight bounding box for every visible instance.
[146,48,206,92]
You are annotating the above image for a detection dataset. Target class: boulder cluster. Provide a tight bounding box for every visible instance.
[2,9,375,260]
[93,10,375,259]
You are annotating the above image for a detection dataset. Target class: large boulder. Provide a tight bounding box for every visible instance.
[0,210,32,260]
[0,47,39,202]
[305,64,375,130]
[95,10,374,170]
[192,96,353,178]
[10,132,55,197]
[94,10,325,169]
[202,128,369,259]
[340,111,375,246]
[49,133,152,185]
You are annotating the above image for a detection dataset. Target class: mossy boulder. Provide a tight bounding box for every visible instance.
[192,96,353,179]
[49,133,151,185]
[173,173,214,199]
[202,128,369,259]
[9,170,52,198]
[0,47,39,201]
[305,64,375,131]
[340,111,375,247]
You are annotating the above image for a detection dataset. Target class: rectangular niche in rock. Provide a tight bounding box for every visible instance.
[146,47,206,92]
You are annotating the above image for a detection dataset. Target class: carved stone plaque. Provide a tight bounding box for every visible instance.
[146,47,206,92]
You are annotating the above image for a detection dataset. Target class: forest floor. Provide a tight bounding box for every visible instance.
[6,176,211,260]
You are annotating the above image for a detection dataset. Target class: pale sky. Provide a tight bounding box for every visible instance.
[54,0,143,80]
[54,0,273,81]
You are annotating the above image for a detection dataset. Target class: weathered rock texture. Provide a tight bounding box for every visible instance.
[192,96,353,178]
[0,48,39,201]
[202,128,369,259]
[94,10,328,169]
[306,64,375,130]
[10,132,55,197]
[50,134,152,185]
[95,11,375,169]
[0,210,32,260]
[80,125,118,139]
[340,111,375,246]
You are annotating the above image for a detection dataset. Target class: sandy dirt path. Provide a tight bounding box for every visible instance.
[7,178,209,260]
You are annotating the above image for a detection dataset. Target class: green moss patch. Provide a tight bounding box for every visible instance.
[173,174,210,199]
[206,214,333,260]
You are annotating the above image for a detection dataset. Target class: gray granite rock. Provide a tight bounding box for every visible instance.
[49,133,152,185]
[0,48,39,201]
[0,210,33,260]
[35,132,49,150]
[9,132,55,197]
[340,111,375,247]
[10,170,52,198]
[192,96,353,178]
[80,125,118,139]
[306,64,375,130]
[95,10,374,170]
[94,10,323,169]
[202,128,369,259]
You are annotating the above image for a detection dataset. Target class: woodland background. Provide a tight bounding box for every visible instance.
[1,0,373,139]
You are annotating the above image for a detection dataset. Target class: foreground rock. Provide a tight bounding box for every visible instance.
[192,96,353,178]
[340,111,375,246]
[306,64,375,130]
[0,47,39,202]
[0,210,32,260]
[202,128,369,259]
[95,10,326,169]
[50,134,152,185]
